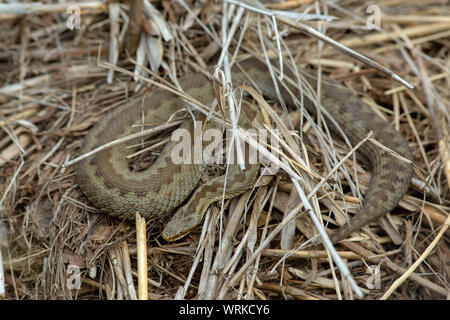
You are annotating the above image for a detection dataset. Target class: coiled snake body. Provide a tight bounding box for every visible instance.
[75,58,413,242]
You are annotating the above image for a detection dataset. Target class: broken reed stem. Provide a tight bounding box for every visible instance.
[136,212,148,300]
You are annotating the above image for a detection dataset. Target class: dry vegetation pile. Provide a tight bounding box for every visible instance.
[0,0,448,300]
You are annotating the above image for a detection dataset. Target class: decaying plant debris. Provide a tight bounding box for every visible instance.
[0,0,448,300]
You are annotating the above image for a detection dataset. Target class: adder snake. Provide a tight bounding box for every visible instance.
[75,58,413,243]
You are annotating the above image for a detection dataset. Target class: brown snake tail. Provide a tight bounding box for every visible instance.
[75,58,413,243]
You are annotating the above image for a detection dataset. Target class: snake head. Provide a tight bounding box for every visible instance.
[161,204,202,241]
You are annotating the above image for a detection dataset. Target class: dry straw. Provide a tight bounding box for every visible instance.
[0,0,448,300]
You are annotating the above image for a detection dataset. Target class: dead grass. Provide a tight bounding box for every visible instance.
[0,0,448,300]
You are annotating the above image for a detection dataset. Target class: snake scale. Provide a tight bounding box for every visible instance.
[75,58,413,243]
